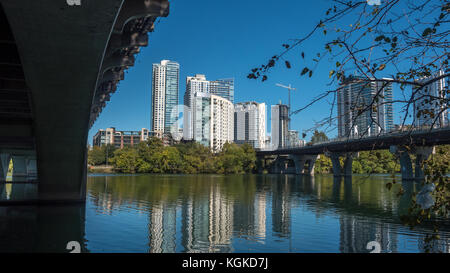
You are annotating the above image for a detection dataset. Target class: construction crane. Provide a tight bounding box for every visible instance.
[275,83,296,116]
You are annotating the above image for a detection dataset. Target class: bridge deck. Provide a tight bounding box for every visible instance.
[257,128,450,156]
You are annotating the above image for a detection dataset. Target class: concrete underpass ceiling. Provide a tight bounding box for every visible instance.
[0,3,34,150]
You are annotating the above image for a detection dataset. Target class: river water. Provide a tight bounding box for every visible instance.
[1,174,449,253]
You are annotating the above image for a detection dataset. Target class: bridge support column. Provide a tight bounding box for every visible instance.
[271,157,280,174]
[306,155,318,175]
[291,155,305,175]
[329,153,342,177]
[0,153,11,181]
[26,156,37,180]
[343,153,358,177]
[390,146,414,180]
[414,146,434,180]
[11,155,28,181]
[288,154,318,175]
[1,0,125,202]
[326,152,357,177]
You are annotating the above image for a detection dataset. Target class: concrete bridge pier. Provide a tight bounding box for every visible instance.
[0,153,10,198]
[414,146,435,180]
[11,155,28,181]
[329,153,342,177]
[326,152,357,177]
[390,146,414,180]
[306,155,318,175]
[256,156,273,174]
[26,156,37,180]
[0,0,170,203]
[0,153,11,181]
[288,154,318,175]
[291,155,305,175]
[0,0,124,202]
[271,156,281,174]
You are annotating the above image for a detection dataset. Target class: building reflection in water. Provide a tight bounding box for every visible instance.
[253,191,267,242]
[271,175,291,238]
[180,182,233,253]
[149,202,177,253]
[4,174,450,253]
[3,174,445,253]
[207,183,233,252]
[336,176,398,253]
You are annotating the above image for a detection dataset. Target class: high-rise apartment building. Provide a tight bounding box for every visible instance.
[183,74,210,140]
[210,78,234,103]
[183,74,234,140]
[189,92,234,152]
[337,76,394,138]
[234,102,266,149]
[271,104,289,149]
[210,95,234,152]
[287,130,303,147]
[151,60,180,138]
[192,91,211,147]
[93,127,149,148]
[413,69,449,128]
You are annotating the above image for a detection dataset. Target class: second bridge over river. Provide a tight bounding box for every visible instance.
[256,127,450,180]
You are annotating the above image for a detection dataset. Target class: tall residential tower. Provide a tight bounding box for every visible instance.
[151,60,180,138]
[183,74,234,141]
[234,102,266,149]
[413,69,449,128]
[337,76,394,138]
[183,74,210,140]
[211,78,234,103]
[271,104,289,149]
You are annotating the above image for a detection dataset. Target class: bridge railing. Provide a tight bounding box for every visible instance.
[256,124,450,152]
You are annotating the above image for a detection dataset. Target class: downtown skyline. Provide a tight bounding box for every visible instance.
[91,59,448,149]
[87,0,448,146]
[87,0,352,144]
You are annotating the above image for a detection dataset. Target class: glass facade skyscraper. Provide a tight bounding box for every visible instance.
[192,92,211,147]
[151,60,180,138]
[210,78,234,103]
[183,75,234,141]
[164,61,180,134]
[337,76,394,138]
[183,74,210,140]
[413,69,449,128]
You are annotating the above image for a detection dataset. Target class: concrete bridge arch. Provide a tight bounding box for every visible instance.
[0,0,169,203]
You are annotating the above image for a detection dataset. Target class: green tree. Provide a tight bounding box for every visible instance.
[215,143,256,174]
[241,143,257,173]
[314,155,332,174]
[110,147,142,173]
[88,146,105,166]
[103,144,116,164]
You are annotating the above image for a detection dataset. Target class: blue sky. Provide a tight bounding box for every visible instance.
[88,0,403,144]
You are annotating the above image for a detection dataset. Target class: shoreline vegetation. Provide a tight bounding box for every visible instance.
[88,136,450,175]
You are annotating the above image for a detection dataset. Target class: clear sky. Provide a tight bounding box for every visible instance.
[88,0,403,144]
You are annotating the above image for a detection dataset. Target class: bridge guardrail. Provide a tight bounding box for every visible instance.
[257,124,450,152]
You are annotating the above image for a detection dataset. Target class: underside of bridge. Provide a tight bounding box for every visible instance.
[259,146,437,180]
[0,0,168,203]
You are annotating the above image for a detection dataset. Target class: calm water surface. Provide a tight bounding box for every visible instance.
[1,174,450,253]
